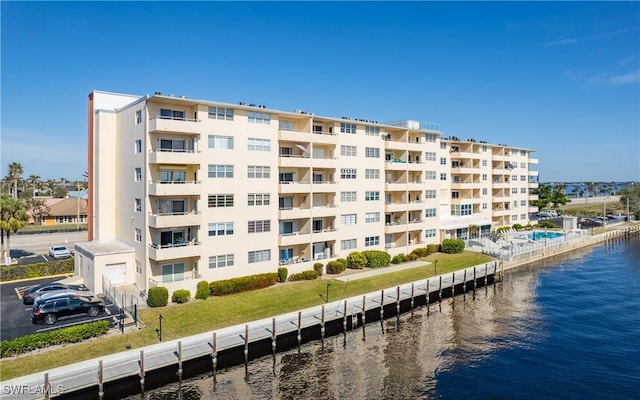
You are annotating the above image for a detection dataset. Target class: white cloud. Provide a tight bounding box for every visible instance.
[587,70,640,87]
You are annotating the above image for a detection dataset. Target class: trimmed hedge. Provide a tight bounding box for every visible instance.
[412,247,429,258]
[0,320,110,358]
[209,273,278,296]
[336,258,347,269]
[288,270,320,281]
[172,289,191,304]
[326,260,345,274]
[277,267,288,283]
[346,252,367,269]
[313,262,324,276]
[361,250,391,268]
[147,286,169,307]
[426,244,440,254]
[441,239,465,254]
[195,281,209,300]
[391,255,403,264]
[0,258,74,282]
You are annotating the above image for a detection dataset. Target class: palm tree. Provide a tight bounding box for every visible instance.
[0,194,29,264]
[586,182,596,205]
[45,179,56,196]
[27,174,42,197]
[7,162,23,200]
[468,224,479,239]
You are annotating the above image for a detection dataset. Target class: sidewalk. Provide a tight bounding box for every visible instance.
[331,260,430,282]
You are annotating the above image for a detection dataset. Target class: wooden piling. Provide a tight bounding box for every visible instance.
[320,305,325,341]
[438,276,443,300]
[343,301,348,332]
[297,311,302,349]
[139,350,145,399]
[396,286,400,316]
[380,289,385,320]
[244,325,249,375]
[452,272,456,296]
[98,361,104,400]
[272,318,277,365]
[44,373,50,400]
[410,283,414,309]
[361,296,366,326]
[212,332,217,388]
[177,341,183,380]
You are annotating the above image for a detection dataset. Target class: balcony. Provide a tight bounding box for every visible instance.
[311,181,337,192]
[385,221,407,234]
[529,182,539,189]
[149,211,201,228]
[385,160,408,171]
[278,155,311,168]
[148,181,201,196]
[406,201,425,210]
[148,149,201,165]
[278,206,311,219]
[385,202,407,212]
[383,139,408,151]
[278,129,311,142]
[493,208,511,217]
[312,205,337,217]
[491,181,512,189]
[279,181,312,194]
[311,227,338,242]
[492,154,511,162]
[311,132,338,145]
[149,116,202,135]
[407,181,425,191]
[148,242,201,261]
[311,156,337,168]
[278,231,312,246]
[529,158,539,164]
[385,181,407,191]
[451,181,481,189]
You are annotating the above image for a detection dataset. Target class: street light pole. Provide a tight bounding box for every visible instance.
[76,181,80,230]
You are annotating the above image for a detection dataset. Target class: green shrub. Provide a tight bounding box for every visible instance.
[407,253,418,261]
[427,244,440,254]
[209,273,278,296]
[195,281,209,300]
[497,226,511,233]
[172,289,191,304]
[288,270,320,281]
[361,250,391,268]
[313,262,324,276]
[441,239,465,254]
[513,223,523,231]
[412,247,429,257]
[277,267,288,283]
[147,286,169,307]
[336,258,347,268]
[0,320,110,358]
[539,220,556,228]
[326,260,345,274]
[0,258,74,282]
[391,255,403,264]
[401,254,410,262]
[346,251,367,269]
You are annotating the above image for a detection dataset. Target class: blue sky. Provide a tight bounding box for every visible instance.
[2,1,639,182]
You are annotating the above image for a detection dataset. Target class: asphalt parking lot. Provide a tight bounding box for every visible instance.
[0,277,119,341]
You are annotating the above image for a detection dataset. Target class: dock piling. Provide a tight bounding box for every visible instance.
[98,361,104,400]
[139,350,145,399]
[212,332,217,388]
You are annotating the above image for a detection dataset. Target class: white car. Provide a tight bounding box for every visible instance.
[49,246,71,259]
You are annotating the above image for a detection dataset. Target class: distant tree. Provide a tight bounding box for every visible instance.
[7,162,23,200]
[0,194,29,264]
[27,197,50,225]
[531,184,552,209]
[571,186,580,198]
[468,224,479,239]
[550,188,569,208]
[52,186,68,198]
[619,185,640,217]
[44,179,56,196]
[27,175,42,197]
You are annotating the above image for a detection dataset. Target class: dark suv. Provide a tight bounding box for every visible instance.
[31,294,106,325]
[22,282,90,305]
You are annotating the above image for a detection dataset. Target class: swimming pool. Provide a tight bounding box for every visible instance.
[515,231,565,240]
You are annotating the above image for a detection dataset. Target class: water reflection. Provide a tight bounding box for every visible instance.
[134,267,543,400]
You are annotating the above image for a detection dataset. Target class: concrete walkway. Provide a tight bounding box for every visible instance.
[331,260,431,282]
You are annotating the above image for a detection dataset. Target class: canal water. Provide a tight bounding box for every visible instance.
[134,236,639,399]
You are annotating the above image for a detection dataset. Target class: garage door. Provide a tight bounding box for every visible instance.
[105,263,126,285]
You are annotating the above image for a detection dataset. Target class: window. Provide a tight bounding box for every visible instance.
[248,249,270,263]
[340,168,357,179]
[521,162,527,168]
[521,214,527,220]
[248,193,270,206]
[520,175,526,181]
[511,149,518,155]
[365,212,380,223]
[161,262,184,283]
[247,111,270,124]
[208,222,234,237]
[248,165,270,178]
[341,145,357,157]
[135,228,142,242]
[521,200,527,206]
[208,164,233,178]
[160,108,185,120]
[135,198,142,212]
[425,134,436,143]
[208,194,234,208]
[208,135,234,149]
[482,159,487,167]
[159,138,186,152]
[451,204,472,216]
[521,150,526,156]
[425,208,437,217]
[365,191,380,201]
[341,239,357,250]
[512,175,518,181]
[482,174,487,181]
[340,123,356,134]
[521,188,527,194]
[512,188,518,194]
[365,126,380,136]
[482,203,488,209]
[440,157,447,165]
[482,188,488,195]
[425,171,436,180]
[452,191,459,199]
[209,254,234,268]
[482,145,487,152]
[136,260,141,274]
[341,191,356,202]
[512,215,518,221]
[365,169,380,179]
[279,120,295,131]
[440,173,447,180]
[341,214,357,225]
[425,229,436,238]
[248,138,271,152]
[135,168,142,182]
[208,106,234,121]
[135,140,142,154]
[248,220,271,233]
[313,125,324,133]
[365,236,379,247]
[365,147,380,158]
[135,110,142,124]
[513,200,518,208]
[425,190,436,199]
[425,152,436,161]
[157,199,185,215]
[440,142,447,149]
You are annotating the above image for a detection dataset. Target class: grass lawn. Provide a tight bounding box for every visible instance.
[0,251,492,380]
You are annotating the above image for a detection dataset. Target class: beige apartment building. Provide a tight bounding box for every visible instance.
[75,90,538,297]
